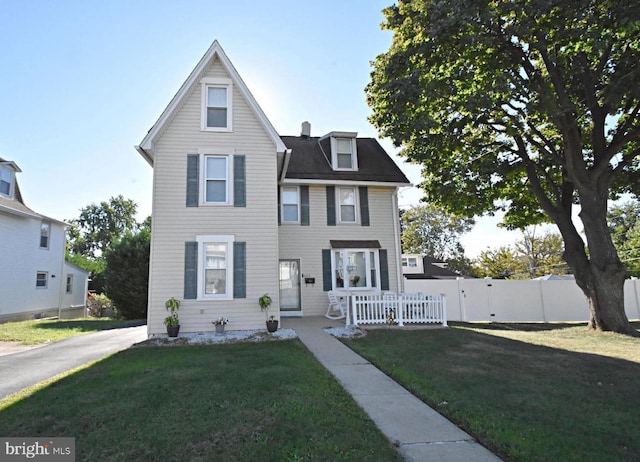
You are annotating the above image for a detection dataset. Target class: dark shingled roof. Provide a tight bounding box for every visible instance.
[0,158,38,217]
[330,240,381,249]
[281,136,410,184]
[404,256,463,280]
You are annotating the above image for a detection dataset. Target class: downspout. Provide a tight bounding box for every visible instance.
[392,188,404,293]
[57,223,68,320]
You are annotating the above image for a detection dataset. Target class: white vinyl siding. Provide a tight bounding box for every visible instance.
[146,58,279,334]
[278,185,402,316]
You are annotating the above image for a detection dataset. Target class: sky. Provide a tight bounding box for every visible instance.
[0,0,525,258]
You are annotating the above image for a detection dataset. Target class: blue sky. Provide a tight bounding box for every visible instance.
[0,0,523,257]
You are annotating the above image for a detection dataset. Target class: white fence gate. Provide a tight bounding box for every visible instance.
[403,277,640,323]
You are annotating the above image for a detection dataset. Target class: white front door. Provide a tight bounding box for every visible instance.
[279,260,301,314]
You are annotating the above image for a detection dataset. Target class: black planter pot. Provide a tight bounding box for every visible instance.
[266,320,279,333]
[167,325,180,337]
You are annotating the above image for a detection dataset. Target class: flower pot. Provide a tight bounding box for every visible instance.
[266,320,279,333]
[167,325,180,338]
[215,324,225,334]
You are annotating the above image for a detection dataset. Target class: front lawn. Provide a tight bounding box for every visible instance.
[0,318,144,345]
[343,323,640,462]
[0,340,403,462]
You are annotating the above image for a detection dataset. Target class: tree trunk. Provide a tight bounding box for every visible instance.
[562,190,638,336]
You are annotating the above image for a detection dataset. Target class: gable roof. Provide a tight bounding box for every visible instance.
[135,40,287,165]
[404,256,463,280]
[280,136,411,185]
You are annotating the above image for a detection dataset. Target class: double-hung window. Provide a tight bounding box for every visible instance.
[36,272,48,288]
[336,138,354,169]
[338,187,357,223]
[204,156,229,204]
[281,186,299,223]
[333,249,379,289]
[0,167,12,197]
[201,78,233,131]
[40,222,50,249]
[66,274,73,294]
[197,235,234,299]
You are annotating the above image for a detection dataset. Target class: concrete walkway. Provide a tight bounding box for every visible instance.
[283,317,501,462]
[0,325,147,399]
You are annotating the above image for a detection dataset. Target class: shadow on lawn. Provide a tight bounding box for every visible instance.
[449,320,640,333]
[34,319,146,332]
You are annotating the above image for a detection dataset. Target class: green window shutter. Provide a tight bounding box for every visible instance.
[186,155,199,207]
[184,241,198,299]
[322,249,332,291]
[300,185,310,226]
[233,242,246,298]
[326,186,336,226]
[234,155,246,207]
[359,186,370,226]
[379,249,390,291]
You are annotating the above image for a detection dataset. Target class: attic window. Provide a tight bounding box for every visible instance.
[201,78,233,131]
[0,166,13,197]
[326,133,357,171]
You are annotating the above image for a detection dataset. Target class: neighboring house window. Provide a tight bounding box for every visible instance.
[197,235,234,299]
[402,257,417,267]
[40,222,50,249]
[204,156,229,204]
[332,249,379,290]
[281,186,299,223]
[338,187,357,223]
[66,274,73,294]
[0,167,12,197]
[36,272,48,288]
[200,78,233,131]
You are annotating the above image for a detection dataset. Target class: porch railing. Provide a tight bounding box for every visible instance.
[350,293,447,327]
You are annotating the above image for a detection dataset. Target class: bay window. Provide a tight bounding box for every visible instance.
[333,249,379,289]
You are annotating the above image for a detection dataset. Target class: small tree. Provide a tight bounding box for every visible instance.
[103,229,150,320]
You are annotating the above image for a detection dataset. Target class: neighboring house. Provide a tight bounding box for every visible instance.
[0,159,89,322]
[136,41,410,335]
[402,254,462,280]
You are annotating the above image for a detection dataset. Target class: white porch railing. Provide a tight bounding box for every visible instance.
[350,293,447,327]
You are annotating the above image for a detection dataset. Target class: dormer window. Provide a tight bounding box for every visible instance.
[0,161,20,198]
[322,132,358,171]
[201,78,233,131]
[0,167,12,196]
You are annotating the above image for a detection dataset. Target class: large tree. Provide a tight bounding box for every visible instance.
[67,195,138,259]
[367,0,640,335]
[401,203,474,259]
[515,227,567,278]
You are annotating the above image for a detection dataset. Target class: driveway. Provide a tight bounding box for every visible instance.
[0,325,147,399]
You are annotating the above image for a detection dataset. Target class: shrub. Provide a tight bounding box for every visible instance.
[103,229,150,320]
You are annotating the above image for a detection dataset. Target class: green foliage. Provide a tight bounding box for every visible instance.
[67,195,139,259]
[65,252,106,292]
[400,204,474,259]
[608,201,640,277]
[473,227,567,278]
[103,229,150,320]
[87,293,114,317]
[367,0,640,332]
[368,1,639,224]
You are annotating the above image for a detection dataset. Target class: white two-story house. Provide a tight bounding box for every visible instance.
[136,41,410,334]
[0,159,89,322]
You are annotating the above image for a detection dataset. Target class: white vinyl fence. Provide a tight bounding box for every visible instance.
[350,293,447,327]
[404,277,640,323]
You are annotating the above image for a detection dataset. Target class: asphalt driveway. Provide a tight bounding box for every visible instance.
[0,325,147,399]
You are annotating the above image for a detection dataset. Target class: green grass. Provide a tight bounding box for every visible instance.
[0,340,403,462]
[0,318,145,345]
[343,322,640,462]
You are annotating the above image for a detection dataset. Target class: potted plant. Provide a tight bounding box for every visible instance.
[259,293,278,332]
[212,316,230,334]
[164,297,180,337]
